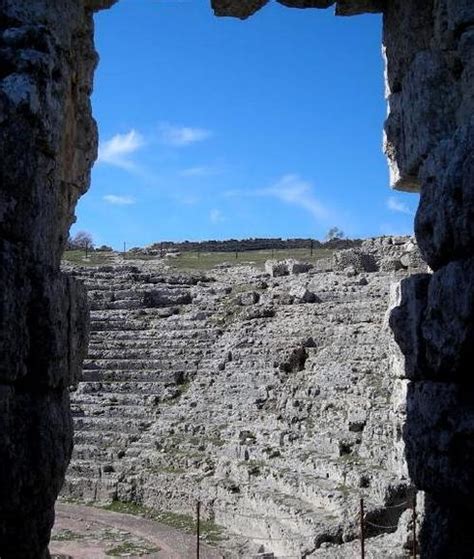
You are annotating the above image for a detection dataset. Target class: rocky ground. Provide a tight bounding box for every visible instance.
[60,237,427,558]
[50,502,221,559]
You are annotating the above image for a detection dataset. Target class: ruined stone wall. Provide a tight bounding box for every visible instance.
[0,1,96,557]
[385,2,474,557]
[62,245,420,558]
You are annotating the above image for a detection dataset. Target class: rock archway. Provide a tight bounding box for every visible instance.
[0,1,472,557]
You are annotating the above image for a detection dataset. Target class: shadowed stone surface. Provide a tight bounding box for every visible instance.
[382,1,474,556]
[211,0,382,19]
[0,0,95,556]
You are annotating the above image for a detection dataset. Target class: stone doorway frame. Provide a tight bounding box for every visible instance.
[0,1,473,557]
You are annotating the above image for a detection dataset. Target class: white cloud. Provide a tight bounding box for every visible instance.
[179,165,219,177]
[226,174,329,222]
[98,130,145,171]
[103,195,136,206]
[263,175,329,220]
[160,124,212,147]
[210,209,224,223]
[387,196,413,215]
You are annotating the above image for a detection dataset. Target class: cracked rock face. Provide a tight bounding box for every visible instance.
[210,0,382,19]
[0,0,94,557]
[381,1,474,557]
[62,240,423,558]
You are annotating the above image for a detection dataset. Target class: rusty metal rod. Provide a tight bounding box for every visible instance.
[196,500,201,559]
[413,493,417,559]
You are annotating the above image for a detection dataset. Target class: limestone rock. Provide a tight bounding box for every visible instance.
[62,247,416,557]
[405,381,474,505]
[389,274,431,380]
[211,0,269,19]
[237,290,260,305]
[421,258,474,381]
[265,259,289,277]
[416,121,474,270]
[0,0,94,555]
[211,0,383,19]
[289,285,320,303]
[332,248,378,273]
[379,257,404,272]
[143,289,192,307]
[335,0,382,16]
[287,260,314,274]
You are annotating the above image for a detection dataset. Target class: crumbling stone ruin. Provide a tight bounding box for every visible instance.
[143,237,360,255]
[62,239,426,558]
[0,0,473,557]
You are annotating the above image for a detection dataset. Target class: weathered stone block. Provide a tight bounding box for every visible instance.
[405,381,474,505]
[416,121,474,270]
[287,260,313,274]
[278,0,334,8]
[458,29,474,124]
[0,387,73,559]
[211,0,384,18]
[211,0,269,19]
[237,290,260,305]
[143,289,192,307]
[332,248,377,273]
[289,285,320,303]
[419,494,474,559]
[421,258,474,381]
[445,0,474,32]
[385,51,459,191]
[389,274,431,379]
[265,259,289,277]
[335,0,382,16]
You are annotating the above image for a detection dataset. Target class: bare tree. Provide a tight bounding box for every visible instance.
[69,231,94,251]
[325,227,345,242]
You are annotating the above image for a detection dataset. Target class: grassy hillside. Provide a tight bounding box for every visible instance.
[169,247,333,271]
[62,247,333,271]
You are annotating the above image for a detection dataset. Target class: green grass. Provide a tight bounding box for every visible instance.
[62,250,116,266]
[51,529,85,541]
[102,501,149,516]
[169,248,333,271]
[105,541,159,556]
[101,500,224,544]
[156,511,224,544]
[62,247,333,271]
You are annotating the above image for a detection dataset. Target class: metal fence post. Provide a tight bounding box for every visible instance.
[413,493,417,558]
[196,500,201,559]
[360,497,365,559]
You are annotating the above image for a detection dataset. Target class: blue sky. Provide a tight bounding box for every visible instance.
[72,0,418,249]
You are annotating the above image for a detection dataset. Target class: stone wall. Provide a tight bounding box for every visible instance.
[0,1,95,557]
[383,2,474,557]
[144,237,360,254]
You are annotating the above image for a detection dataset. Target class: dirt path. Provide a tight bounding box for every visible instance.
[50,503,224,559]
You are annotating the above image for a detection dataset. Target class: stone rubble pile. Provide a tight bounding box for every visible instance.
[63,237,427,558]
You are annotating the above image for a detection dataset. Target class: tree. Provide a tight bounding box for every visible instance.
[69,231,94,251]
[325,227,345,242]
